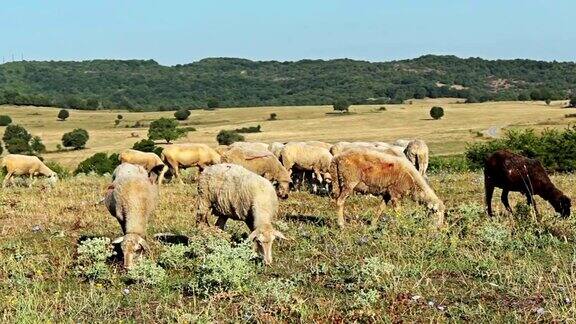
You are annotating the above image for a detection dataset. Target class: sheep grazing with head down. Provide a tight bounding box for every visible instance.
[104,163,162,269]
[196,164,286,265]
[403,139,429,178]
[229,141,270,152]
[280,142,333,192]
[160,144,221,184]
[484,150,571,218]
[1,154,58,188]
[331,148,445,228]
[268,142,285,159]
[119,149,168,184]
[220,147,291,199]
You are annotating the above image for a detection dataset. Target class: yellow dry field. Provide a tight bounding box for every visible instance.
[0,99,571,168]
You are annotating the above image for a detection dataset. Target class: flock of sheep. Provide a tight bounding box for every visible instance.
[2,138,570,269]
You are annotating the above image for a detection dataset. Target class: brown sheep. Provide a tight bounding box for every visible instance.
[221,147,291,199]
[160,144,221,184]
[484,150,571,217]
[1,154,58,188]
[331,148,444,228]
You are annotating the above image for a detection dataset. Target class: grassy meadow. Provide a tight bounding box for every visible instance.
[1,99,576,322]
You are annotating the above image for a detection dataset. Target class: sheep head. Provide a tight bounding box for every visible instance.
[112,233,150,269]
[248,225,286,266]
[552,194,571,218]
[47,172,58,186]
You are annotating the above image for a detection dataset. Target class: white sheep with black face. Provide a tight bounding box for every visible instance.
[104,163,161,269]
[196,163,286,266]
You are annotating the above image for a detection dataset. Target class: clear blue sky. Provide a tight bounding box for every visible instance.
[1,0,573,65]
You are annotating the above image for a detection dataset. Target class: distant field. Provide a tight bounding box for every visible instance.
[0,99,572,168]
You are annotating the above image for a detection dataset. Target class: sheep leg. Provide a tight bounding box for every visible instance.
[336,185,355,227]
[370,199,388,227]
[196,198,212,226]
[525,193,541,220]
[2,172,14,188]
[28,173,35,188]
[484,176,495,216]
[312,169,323,194]
[501,190,513,214]
[173,164,183,185]
[215,216,228,230]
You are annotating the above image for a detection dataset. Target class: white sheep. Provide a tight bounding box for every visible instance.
[403,139,429,178]
[229,141,270,152]
[1,154,58,188]
[161,144,221,184]
[280,142,333,192]
[196,164,286,265]
[104,163,159,269]
[119,149,168,184]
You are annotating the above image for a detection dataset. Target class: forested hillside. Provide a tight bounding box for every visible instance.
[1,55,575,111]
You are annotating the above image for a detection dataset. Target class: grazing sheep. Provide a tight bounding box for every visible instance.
[104,163,159,269]
[280,142,333,192]
[268,142,285,159]
[161,144,221,184]
[1,154,58,188]
[403,140,429,178]
[331,148,445,228]
[221,147,291,199]
[393,139,411,149]
[229,141,269,152]
[119,149,168,184]
[484,150,571,218]
[330,141,379,156]
[196,164,286,265]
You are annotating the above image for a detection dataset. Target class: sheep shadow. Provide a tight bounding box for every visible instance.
[284,214,327,226]
[77,235,123,263]
[153,233,190,246]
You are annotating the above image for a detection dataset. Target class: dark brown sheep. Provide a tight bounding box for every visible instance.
[484,150,571,217]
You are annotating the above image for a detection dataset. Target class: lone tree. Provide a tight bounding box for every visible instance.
[333,100,350,113]
[58,109,70,121]
[0,115,12,126]
[62,128,89,149]
[117,114,124,120]
[545,98,551,105]
[269,113,277,121]
[207,98,219,109]
[3,124,32,154]
[216,130,244,145]
[148,117,185,144]
[430,106,444,120]
[569,97,576,108]
[174,109,191,121]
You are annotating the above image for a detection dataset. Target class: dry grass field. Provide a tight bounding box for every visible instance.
[1,100,576,322]
[0,99,571,168]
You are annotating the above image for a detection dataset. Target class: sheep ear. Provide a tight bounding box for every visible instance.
[273,230,286,240]
[138,237,150,252]
[247,230,259,241]
[112,236,124,244]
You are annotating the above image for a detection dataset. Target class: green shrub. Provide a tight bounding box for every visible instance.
[74,152,120,175]
[269,113,277,120]
[148,117,185,144]
[30,136,46,154]
[465,126,576,172]
[44,161,71,179]
[0,115,12,126]
[3,124,32,154]
[179,126,196,133]
[57,109,69,121]
[132,139,163,156]
[126,259,166,286]
[428,154,469,173]
[174,109,191,121]
[570,96,576,108]
[158,244,193,270]
[74,237,115,282]
[234,125,261,133]
[430,106,444,119]
[62,128,89,149]
[216,130,245,145]
[257,278,296,304]
[333,100,350,112]
[189,241,255,297]
[479,223,510,248]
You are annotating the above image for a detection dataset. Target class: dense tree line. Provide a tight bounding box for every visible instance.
[1,55,575,111]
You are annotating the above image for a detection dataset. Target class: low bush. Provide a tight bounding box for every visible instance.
[428,154,469,173]
[132,139,163,156]
[126,259,166,286]
[234,125,261,133]
[465,126,576,171]
[74,237,115,282]
[74,152,120,175]
[216,130,245,145]
[44,161,71,179]
[0,115,12,126]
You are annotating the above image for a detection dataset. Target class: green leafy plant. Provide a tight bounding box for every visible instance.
[216,130,245,145]
[0,115,12,126]
[74,237,115,282]
[62,128,89,149]
[430,106,444,120]
[74,152,120,175]
[57,109,70,121]
[126,259,166,286]
[148,117,185,144]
